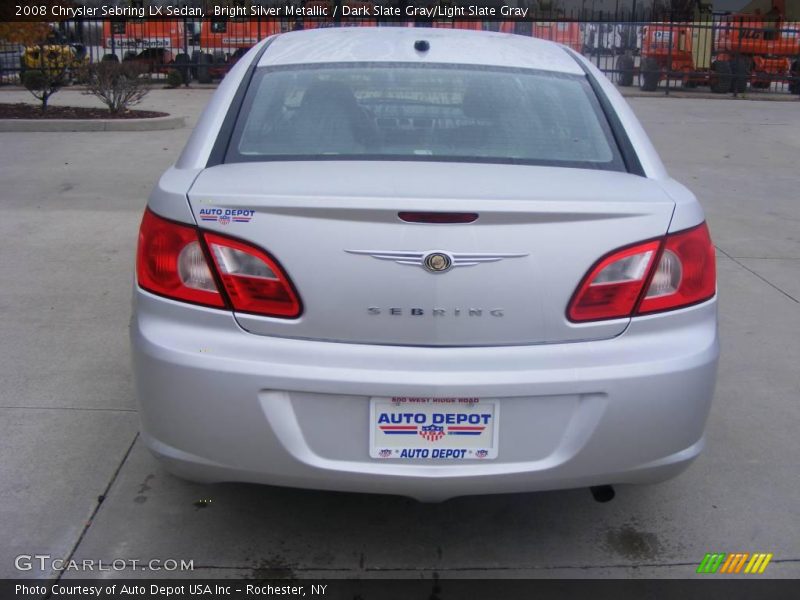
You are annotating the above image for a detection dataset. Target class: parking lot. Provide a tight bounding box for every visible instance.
[1,88,798,580]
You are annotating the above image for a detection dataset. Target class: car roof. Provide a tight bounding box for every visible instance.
[257,27,584,75]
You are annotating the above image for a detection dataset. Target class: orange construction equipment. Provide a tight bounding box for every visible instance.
[618,22,740,93]
[616,4,800,95]
[432,20,484,31]
[195,19,283,82]
[715,0,800,92]
[199,19,281,52]
[629,24,722,92]
[102,20,184,53]
[101,20,186,78]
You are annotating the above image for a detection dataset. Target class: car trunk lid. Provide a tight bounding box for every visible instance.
[188,161,674,346]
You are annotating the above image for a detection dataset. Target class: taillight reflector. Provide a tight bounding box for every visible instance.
[637,223,716,315]
[568,240,660,322]
[204,233,301,318]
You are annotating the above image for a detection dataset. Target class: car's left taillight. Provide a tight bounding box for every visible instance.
[136,209,224,308]
[136,209,302,318]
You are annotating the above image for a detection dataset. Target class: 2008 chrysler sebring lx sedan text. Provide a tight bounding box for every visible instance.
[131,28,718,502]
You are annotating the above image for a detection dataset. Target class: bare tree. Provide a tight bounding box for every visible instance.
[83,62,151,113]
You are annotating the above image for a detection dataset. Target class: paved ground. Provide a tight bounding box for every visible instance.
[1,87,798,581]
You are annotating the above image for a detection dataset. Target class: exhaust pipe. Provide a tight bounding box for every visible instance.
[590,485,615,503]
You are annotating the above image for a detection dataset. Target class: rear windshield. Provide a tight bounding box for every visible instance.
[225,63,625,171]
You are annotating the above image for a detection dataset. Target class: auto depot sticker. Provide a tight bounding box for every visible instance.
[198,208,254,225]
[369,397,499,460]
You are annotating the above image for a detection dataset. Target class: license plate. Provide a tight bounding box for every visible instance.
[369,397,499,460]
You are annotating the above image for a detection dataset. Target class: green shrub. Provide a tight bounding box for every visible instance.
[22,69,47,91]
[165,69,183,89]
[22,68,63,112]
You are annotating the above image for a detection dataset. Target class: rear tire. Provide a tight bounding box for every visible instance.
[639,57,660,92]
[174,53,191,84]
[196,52,212,84]
[731,58,749,93]
[190,50,201,79]
[789,60,800,95]
[101,53,119,63]
[710,60,732,94]
[752,71,771,89]
[616,55,634,87]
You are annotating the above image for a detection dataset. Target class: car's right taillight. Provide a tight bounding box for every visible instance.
[136,209,301,319]
[636,222,716,315]
[568,222,716,322]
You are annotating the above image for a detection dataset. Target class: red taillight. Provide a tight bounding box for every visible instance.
[136,209,302,318]
[136,209,224,308]
[567,239,660,322]
[203,233,302,318]
[568,222,716,322]
[637,223,716,315]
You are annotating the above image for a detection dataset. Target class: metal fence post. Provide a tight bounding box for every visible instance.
[666,14,674,96]
[596,13,603,70]
[734,17,743,98]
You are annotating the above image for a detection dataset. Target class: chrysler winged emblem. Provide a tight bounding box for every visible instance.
[345,249,528,273]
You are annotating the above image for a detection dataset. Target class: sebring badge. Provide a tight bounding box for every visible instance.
[345,249,528,273]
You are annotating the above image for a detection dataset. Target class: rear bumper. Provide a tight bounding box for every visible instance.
[131,289,718,501]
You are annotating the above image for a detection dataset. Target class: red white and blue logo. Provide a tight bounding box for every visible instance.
[419,425,445,442]
[198,208,254,225]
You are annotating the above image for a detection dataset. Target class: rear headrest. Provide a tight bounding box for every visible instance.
[299,80,359,113]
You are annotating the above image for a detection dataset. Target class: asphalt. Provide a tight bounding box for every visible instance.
[0,87,798,581]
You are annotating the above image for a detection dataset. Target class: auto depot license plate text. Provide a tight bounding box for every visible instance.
[369,397,499,460]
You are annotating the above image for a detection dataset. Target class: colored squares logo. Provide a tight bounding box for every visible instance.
[697,552,773,574]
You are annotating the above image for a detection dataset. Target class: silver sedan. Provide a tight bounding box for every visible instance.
[131,27,718,501]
